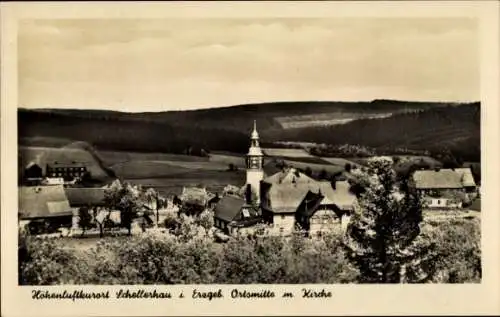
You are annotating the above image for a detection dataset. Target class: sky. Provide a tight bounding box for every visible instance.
[18,18,479,112]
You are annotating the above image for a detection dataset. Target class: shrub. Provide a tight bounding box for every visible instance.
[422,218,481,283]
[19,234,87,285]
[19,213,480,285]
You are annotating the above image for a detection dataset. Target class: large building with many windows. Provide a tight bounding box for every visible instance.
[46,162,88,179]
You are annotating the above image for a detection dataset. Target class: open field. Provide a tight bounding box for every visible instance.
[319,157,364,168]
[97,148,351,196]
[261,148,313,158]
[19,136,75,148]
[209,152,247,168]
[126,170,246,197]
[103,149,350,196]
[98,150,209,166]
[282,160,345,175]
[275,112,393,129]
[97,151,246,196]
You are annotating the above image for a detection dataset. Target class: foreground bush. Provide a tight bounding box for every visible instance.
[422,217,481,283]
[19,216,480,285]
[19,229,358,285]
[19,234,88,285]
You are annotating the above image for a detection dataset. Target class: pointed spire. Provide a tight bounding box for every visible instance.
[251,120,259,139]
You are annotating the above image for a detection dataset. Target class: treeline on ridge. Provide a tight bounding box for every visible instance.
[18,110,249,155]
[18,101,480,162]
[273,103,480,162]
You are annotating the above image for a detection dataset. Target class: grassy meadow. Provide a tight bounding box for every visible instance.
[19,141,455,198]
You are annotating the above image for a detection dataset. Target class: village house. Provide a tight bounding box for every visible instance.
[21,157,89,186]
[295,181,356,236]
[214,194,262,236]
[259,169,317,236]
[260,169,356,236]
[23,162,43,185]
[412,167,477,209]
[18,185,73,234]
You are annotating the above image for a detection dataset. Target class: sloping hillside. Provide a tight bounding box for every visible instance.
[18,110,249,154]
[22,99,452,135]
[18,100,479,160]
[276,103,480,161]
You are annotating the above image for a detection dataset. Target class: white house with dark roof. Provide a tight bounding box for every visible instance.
[412,167,476,209]
[213,195,262,236]
[260,169,357,236]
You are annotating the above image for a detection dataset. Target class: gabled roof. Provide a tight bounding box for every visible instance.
[261,182,317,213]
[214,195,246,222]
[64,187,106,206]
[317,181,357,211]
[454,168,476,187]
[25,162,42,170]
[263,168,315,186]
[412,169,473,189]
[262,179,357,214]
[19,185,72,219]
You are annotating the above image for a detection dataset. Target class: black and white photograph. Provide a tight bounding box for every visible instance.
[2,1,500,316]
[15,16,483,286]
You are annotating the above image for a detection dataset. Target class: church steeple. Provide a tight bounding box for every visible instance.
[245,120,264,205]
[251,120,259,144]
[248,120,263,157]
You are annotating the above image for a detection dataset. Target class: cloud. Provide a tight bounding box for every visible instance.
[18,18,479,111]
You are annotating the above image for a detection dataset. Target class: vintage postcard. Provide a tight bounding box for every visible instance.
[1,1,499,316]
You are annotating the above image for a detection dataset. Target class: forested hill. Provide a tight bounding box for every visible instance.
[18,100,479,160]
[274,103,480,161]
[18,110,249,154]
[22,100,458,136]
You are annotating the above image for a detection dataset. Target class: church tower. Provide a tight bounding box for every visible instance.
[245,120,264,205]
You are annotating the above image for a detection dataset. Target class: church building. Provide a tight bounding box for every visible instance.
[214,120,357,237]
[244,120,265,206]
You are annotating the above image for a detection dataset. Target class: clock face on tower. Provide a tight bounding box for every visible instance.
[249,157,261,168]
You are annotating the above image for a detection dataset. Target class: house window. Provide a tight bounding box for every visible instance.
[242,208,250,218]
[279,227,284,234]
[281,214,285,220]
[437,199,441,205]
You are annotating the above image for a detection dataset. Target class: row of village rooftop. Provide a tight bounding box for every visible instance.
[19,161,479,238]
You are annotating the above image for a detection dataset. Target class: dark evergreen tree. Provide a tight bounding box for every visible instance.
[344,157,437,283]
